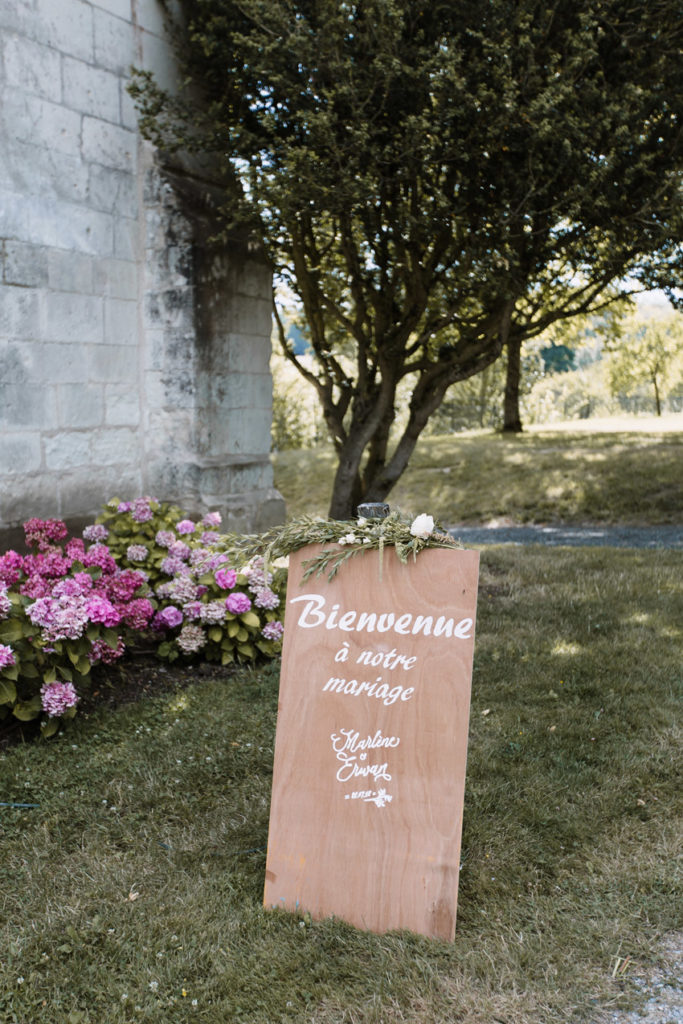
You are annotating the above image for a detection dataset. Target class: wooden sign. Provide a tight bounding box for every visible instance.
[264,543,479,940]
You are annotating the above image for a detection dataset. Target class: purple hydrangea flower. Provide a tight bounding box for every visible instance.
[254,588,280,610]
[202,511,222,528]
[176,519,196,535]
[83,523,109,543]
[126,544,148,562]
[41,680,79,717]
[225,592,251,614]
[262,621,284,641]
[0,586,11,620]
[155,530,176,549]
[153,606,184,630]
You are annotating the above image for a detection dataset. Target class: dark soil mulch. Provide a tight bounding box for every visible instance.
[0,655,238,752]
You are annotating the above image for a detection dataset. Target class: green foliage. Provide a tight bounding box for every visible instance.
[606,314,683,415]
[131,0,683,516]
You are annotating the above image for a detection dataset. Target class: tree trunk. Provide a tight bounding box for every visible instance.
[502,332,523,433]
[652,374,662,416]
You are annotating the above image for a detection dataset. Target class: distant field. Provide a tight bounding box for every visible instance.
[273,415,683,524]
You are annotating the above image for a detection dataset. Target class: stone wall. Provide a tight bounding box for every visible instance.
[0,0,285,539]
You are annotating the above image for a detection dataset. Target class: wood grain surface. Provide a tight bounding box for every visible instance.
[264,544,479,940]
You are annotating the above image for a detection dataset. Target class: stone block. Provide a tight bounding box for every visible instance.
[140,27,179,93]
[44,430,92,471]
[82,117,136,173]
[90,0,132,20]
[3,31,63,101]
[104,384,140,426]
[88,165,138,218]
[47,250,95,294]
[32,342,91,383]
[90,427,140,466]
[0,286,40,339]
[44,292,104,343]
[57,383,104,428]
[3,241,49,287]
[104,297,138,345]
[0,383,58,428]
[35,0,94,63]
[88,343,139,383]
[207,372,272,412]
[4,142,90,205]
[62,56,121,123]
[94,258,138,299]
[120,77,139,130]
[113,217,138,260]
[25,197,114,256]
[56,464,144,517]
[93,8,135,75]
[210,405,272,457]
[0,433,42,474]
[0,342,31,384]
[0,474,58,527]
[223,333,272,375]
[4,92,83,158]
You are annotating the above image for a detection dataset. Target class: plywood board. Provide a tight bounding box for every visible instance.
[264,544,479,940]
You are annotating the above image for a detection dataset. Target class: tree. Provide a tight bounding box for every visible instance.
[606,314,683,415]
[502,294,631,432]
[131,0,683,517]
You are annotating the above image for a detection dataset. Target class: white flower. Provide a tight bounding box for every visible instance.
[410,513,435,540]
[357,516,367,526]
[338,533,358,545]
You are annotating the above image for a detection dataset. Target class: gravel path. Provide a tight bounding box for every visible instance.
[594,932,682,1024]
[448,523,683,548]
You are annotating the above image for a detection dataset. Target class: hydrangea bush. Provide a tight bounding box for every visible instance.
[0,500,286,738]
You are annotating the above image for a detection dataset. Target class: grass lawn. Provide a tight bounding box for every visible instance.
[1,546,680,1023]
[273,415,683,524]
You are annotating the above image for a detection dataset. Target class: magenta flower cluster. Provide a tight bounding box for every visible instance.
[0,502,286,730]
[41,680,79,717]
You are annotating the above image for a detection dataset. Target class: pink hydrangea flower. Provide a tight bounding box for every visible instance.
[155,530,176,548]
[214,567,237,590]
[169,541,191,561]
[40,680,79,717]
[176,519,196,535]
[85,595,122,627]
[0,643,16,669]
[202,511,222,528]
[89,636,125,664]
[126,544,148,562]
[82,544,117,574]
[153,606,184,630]
[0,551,24,587]
[0,586,11,619]
[131,498,154,523]
[225,592,251,614]
[262,621,284,641]
[201,531,220,545]
[120,598,155,630]
[24,517,68,551]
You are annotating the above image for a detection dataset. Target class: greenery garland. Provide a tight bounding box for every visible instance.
[259,510,462,582]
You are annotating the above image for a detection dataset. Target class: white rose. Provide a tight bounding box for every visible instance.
[410,513,434,539]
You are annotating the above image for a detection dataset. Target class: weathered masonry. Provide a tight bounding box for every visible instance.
[0,0,285,541]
